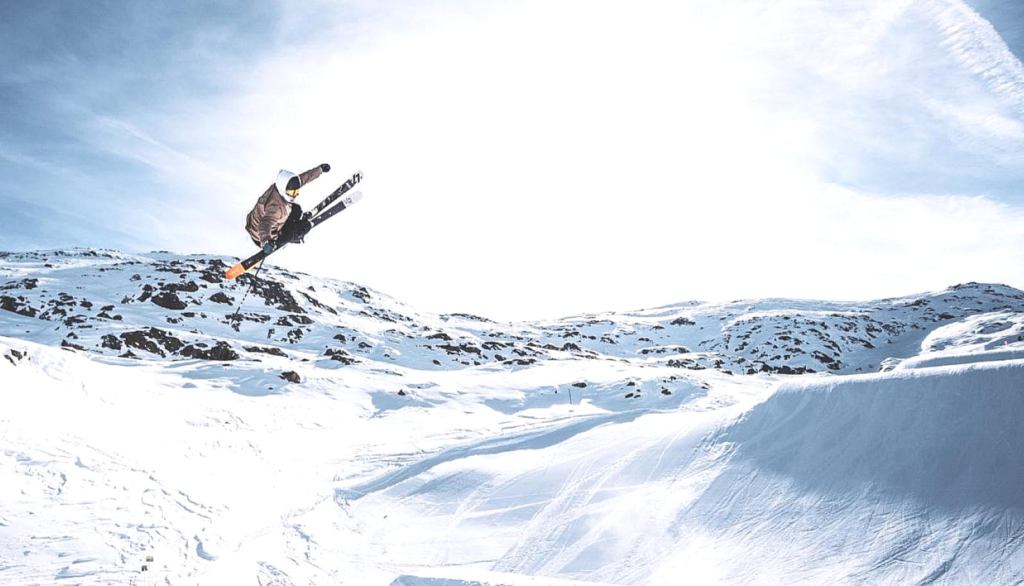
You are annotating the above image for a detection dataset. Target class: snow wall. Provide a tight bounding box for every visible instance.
[699,358,1024,584]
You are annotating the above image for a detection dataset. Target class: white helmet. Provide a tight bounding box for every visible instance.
[275,169,301,198]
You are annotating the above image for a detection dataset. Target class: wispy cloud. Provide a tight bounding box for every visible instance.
[926,0,1024,113]
[89,116,247,190]
[0,143,68,176]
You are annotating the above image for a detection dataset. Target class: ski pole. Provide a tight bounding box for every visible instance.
[229,257,265,330]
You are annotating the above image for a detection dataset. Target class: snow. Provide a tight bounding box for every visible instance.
[1,249,1023,585]
[705,360,1024,584]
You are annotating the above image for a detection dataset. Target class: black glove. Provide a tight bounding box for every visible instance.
[320,163,331,173]
[262,241,276,255]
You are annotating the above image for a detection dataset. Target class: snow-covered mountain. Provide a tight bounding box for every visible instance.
[2,248,1024,585]
[3,248,1023,376]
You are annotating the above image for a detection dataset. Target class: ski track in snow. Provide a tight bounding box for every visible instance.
[3,249,1024,585]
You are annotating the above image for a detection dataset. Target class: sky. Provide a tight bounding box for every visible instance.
[2,0,1024,321]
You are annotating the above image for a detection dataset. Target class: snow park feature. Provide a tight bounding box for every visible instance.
[2,248,1024,585]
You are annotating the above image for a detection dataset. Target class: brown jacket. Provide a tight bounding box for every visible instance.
[246,166,324,246]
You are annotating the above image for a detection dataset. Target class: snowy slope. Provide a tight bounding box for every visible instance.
[2,248,1023,585]
[692,358,1024,585]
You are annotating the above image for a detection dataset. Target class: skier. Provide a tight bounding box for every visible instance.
[227,166,363,280]
[246,164,331,256]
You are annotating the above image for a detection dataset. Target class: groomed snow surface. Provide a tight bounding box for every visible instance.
[1,251,1023,585]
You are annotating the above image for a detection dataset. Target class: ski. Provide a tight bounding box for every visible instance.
[310,191,363,228]
[226,250,271,280]
[304,171,363,220]
[225,191,364,280]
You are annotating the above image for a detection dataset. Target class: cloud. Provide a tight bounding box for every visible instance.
[925,0,1024,113]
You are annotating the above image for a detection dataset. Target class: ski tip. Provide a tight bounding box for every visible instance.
[225,263,246,280]
[346,191,364,205]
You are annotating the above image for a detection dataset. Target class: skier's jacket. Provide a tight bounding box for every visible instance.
[246,166,324,246]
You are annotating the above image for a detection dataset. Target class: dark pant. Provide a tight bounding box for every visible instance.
[276,204,309,245]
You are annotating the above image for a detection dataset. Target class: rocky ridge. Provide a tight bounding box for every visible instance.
[2,249,1023,376]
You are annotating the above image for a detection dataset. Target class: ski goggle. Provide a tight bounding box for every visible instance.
[285,188,300,198]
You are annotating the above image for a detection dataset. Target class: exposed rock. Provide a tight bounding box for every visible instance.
[209,292,233,305]
[277,314,314,326]
[811,351,840,370]
[299,291,338,315]
[236,275,304,314]
[101,335,123,350]
[119,328,185,357]
[669,358,708,370]
[324,348,359,365]
[39,294,76,321]
[444,313,494,323]
[280,371,301,384]
[0,278,39,291]
[161,281,200,294]
[245,345,288,358]
[351,287,371,303]
[61,339,87,351]
[227,312,271,325]
[199,259,230,284]
[438,343,482,356]
[0,295,38,318]
[151,292,188,311]
[180,341,239,361]
[153,260,189,275]
[775,365,815,375]
[63,314,88,327]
